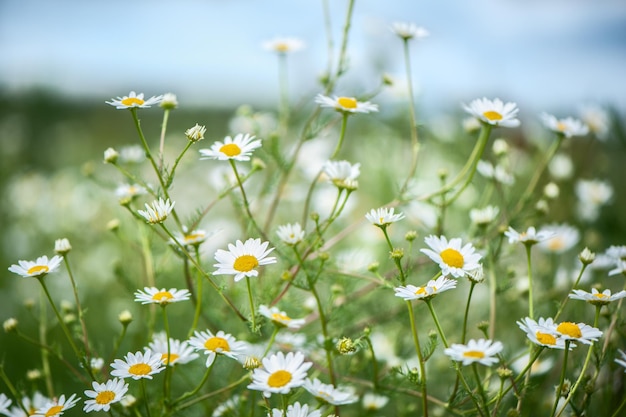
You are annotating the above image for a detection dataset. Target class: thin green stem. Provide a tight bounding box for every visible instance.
[62,255,91,358]
[406,301,428,417]
[472,363,490,416]
[0,365,31,416]
[246,276,258,332]
[263,326,281,357]
[362,335,380,389]
[39,290,54,397]
[189,247,204,337]
[141,379,152,417]
[278,52,290,138]
[525,245,534,320]
[330,113,349,159]
[381,226,406,284]
[554,263,589,322]
[171,363,214,407]
[550,340,571,417]
[229,159,269,242]
[158,108,171,170]
[166,140,193,188]
[425,300,449,348]
[162,306,172,402]
[462,282,477,344]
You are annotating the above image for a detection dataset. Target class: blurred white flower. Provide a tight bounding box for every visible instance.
[463,97,520,128]
[540,113,589,138]
[578,103,609,139]
[262,37,305,53]
[390,22,430,40]
[315,94,378,114]
[548,153,574,180]
[575,179,613,222]
[537,224,580,254]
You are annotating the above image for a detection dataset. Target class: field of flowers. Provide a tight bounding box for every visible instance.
[1,3,626,417]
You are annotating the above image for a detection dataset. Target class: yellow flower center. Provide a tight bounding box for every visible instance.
[337,97,358,109]
[219,143,242,157]
[592,293,608,299]
[275,42,289,52]
[128,363,152,376]
[45,405,64,416]
[95,390,115,405]
[204,336,230,352]
[184,233,204,243]
[152,291,173,302]
[547,237,565,251]
[267,370,292,388]
[121,97,144,106]
[440,248,464,268]
[233,255,259,272]
[161,353,180,364]
[556,322,582,338]
[27,265,49,275]
[415,286,427,295]
[556,122,567,131]
[536,331,557,345]
[463,350,485,359]
[483,110,503,121]
[271,312,291,322]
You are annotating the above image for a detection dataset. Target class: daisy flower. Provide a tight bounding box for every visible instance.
[420,235,482,278]
[137,198,175,224]
[463,97,520,128]
[365,207,405,227]
[54,238,72,255]
[119,145,145,164]
[615,349,626,372]
[0,394,12,414]
[188,329,248,367]
[106,91,163,109]
[83,378,128,413]
[160,93,178,109]
[184,123,206,142]
[115,183,147,201]
[569,288,626,306]
[517,317,571,350]
[276,223,305,245]
[6,392,49,417]
[470,205,500,226]
[504,226,554,246]
[609,260,626,277]
[554,321,602,345]
[269,402,321,417]
[199,133,262,161]
[213,238,276,282]
[576,179,613,221]
[171,228,212,247]
[259,305,306,330]
[578,103,609,139]
[540,113,589,138]
[8,255,63,278]
[32,394,80,417]
[476,160,514,185]
[147,332,199,366]
[444,338,503,366]
[363,392,389,411]
[322,160,360,190]
[390,22,429,40]
[247,351,312,397]
[263,37,305,54]
[134,287,191,305]
[314,94,379,114]
[303,378,358,405]
[110,350,165,380]
[536,223,580,254]
[394,276,457,301]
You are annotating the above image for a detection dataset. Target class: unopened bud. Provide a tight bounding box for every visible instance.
[336,337,357,355]
[104,147,119,164]
[118,310,133,325]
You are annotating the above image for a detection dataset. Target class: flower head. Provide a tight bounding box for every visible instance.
[276,223,305,245]
[147,332,199,366]
[83,378,128,413]
[160,93,178,110]
[137,198,175,224]
[32,394,80,417]
[365,207,405,227]
[323,160,360,190]
[171,228,212,248]
[576,179,613,221]
[390,22,430,40]
[569,288,626,306]
[609,259,626,277]
[110,350,165,380]
[263,37,305,54]
[115,183,147,203]
[504,226,554,246]
[0,394,12,414]
[54,238,72,255]
[103,147,119,164]
[476,160,514,185]
[536,224,580,254]
[394,276,457,301]
[421,235,482,278]
[554,321,602,345]
[540,113,589,138]
[259,305,306,330]
[444,338,503,366]
[185,123,206,142]
[188,329,248,367]
[213,238,276,282]
[303,378,358,405]
[579,104,609,139]
[362,392,389,411]
[269,402,321,417]
[8,255,63,278]
[470,206,500,226]
[517,317,571,349]
[199,133,262,161]
[106,91,163,109]
[247,351,312,397]
[463,98,520,128]
[314,94,378,114]
[134,287,191,305]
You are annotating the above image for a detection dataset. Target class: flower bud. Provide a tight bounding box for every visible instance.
[579,247,595,265]
[336,337,358,355]
[103,147,119,164]
[3,318,18,333]
[118,310,133,325]
[160,93,178,110]
[184,123,206,142]
[55,238,72,255]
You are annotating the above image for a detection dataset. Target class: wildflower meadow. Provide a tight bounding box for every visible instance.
[2,3,626,417]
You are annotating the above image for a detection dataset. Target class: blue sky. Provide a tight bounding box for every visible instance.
[1,0,625,115]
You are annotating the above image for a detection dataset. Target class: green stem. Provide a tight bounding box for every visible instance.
[425,300,449,348]
[381,226,406,284]
[39,290,54,397]
[550,340,571,417]
[406,301,428,417]
[330,112,349,159]
[462,282,477,344]
[189,248,204,337]
[525,245,534,320]
[554,263,589,322]
[62,255,91,358]
[229,159,269,242]
[362,335,380,389]
[162,306,172,402]
[141,379,152,417]
[278,52,290,138]
[263,326,280,357]
[166,140,193,188]
[472,363,490,416]
[158,108,171,170]
[171,363,214,407]
[246,276,258,332]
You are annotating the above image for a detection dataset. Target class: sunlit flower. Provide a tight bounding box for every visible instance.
[0,394,12,414]
[276,223,305,245]
[390,22,430,40]
[323,160,360,190]
[262,37,305,53]
[463,97,520,128]
[578,103,609,139]
[476,160,514,185]
[188,329,248,367]
[365,207,405,227]
[569,288,626,306]
[615,349,626,372]
[147,332,199,366]
[504,226,554,246]
[115,183,147,202]
[137,198,175,224]
[362,392,389,411]
[444,338,503,366]
[394,276,457,301]
[83,378,128,413]
[134,287,191,305]
[517,317,571,350]
[314,94,378,114]
[537,224,580,254]
[554,321,602,345]
[185,123,206,142]
[106,91,163,109]
[160,93,178,110]
[540,113,589,138]
[470,205,500,226]
[199,133,262,161]
[303,378,358,405]
[421,235,482,278]
[248,351,312,397]
[213,238,276,282]
[8,255,63,278]
[259,305,306,330]
[110,350,165,380]
[32,394,80,417]
[269,402,321,417]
